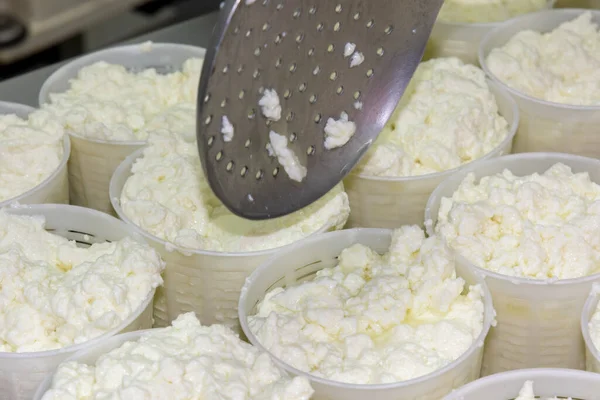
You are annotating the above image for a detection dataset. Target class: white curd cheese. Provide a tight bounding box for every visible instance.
[355,57,509,177]
[323,112,356,150]
[435,163,600,279]
[42,53,203,141]
[589,290,600,355]
[119,133,350,252]
[344,43,356,58]
[0,109,64,202]
[268,131,307,181]
[0,211,164,353]
[486,12,600,106]
[515,380,571,400]
[40,313,314,400]
[221,115,234,142]
[248,226,485,384]
[349,51,365,68]
[438,0,548,23]
[259,89,282,121]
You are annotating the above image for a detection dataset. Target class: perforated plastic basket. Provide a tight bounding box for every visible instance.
[0,101,70,208]
[479,9,600,158]
[239,228,495,400]
[444,368,600,399]
[425,152,600,375]
[38,42,205,215]
[0,204,156,400]
[110,148,343,330]
[343,79,518,229]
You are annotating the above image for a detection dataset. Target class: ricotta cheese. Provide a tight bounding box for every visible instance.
[355,57,509,177]
[589,288,600,355]
[350,51,365,68]
[0,211,164,353]
[486,12,600,106]
[248,226,485,384]
[323,112,356,150]
[221,115,234,142]
[119,133,350,252]
[515,380,571,400]
[344,43,356,58]
[438,0,548,23]
[434,163,600,279]
[40,313,314,400]
[259,89,282,121]
[268,131,307,181]
[0,109,64,203]
[42,53,203,141]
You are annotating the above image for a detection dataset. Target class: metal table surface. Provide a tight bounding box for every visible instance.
[0,12,219,107]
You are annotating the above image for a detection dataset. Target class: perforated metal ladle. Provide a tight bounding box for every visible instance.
[197,0,444,220]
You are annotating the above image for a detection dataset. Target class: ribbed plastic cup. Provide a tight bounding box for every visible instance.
[479,9,600,157]
[582,284,600,373]
[343,79,518,229]
[239,228,495,400]
[425,1,554,65]
[38,42,206,215]
[110,148,344,330]
[0,204,156,400]
[444,368,600,399]
[0,101,70,208]
[425,152,600,375]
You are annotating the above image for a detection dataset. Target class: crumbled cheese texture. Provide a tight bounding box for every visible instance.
[40,313,314,400]
[355,57,509,177]
[42,54,203,141]
[221,115,234,142]
[438,0,548,23]
[515,380,571,400]
[248,226,485,384]
[354,101,363,110]
[589,293,600,355]
[259,89,282,121]
[350,51,365,68]
[0,110,64,203]
[120,133,349,252]
[323,112,357,150]
[344,43,356,58]
[268,131,307,182]
[486,12,600,106]
[435,163,600,279]
[0,211,164,353]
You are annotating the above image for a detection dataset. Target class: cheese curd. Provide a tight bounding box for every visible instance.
[589,292,600,354]
[268,131,307,182]
[40,313,314,400]
[248,226,485,384]
[42,55,203,141]
[435,163,600,279]
[355,58,509,177]
[323,112,356,150]
[119,133,350,252]
[515,381,570,400]
[438,0,548,23]
[486,12,600,106]
[0,211,164,353]
[0,110,64,203]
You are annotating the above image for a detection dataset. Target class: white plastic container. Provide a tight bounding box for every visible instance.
[582,285,600,373]
[238,229,495,400]
[0,204,156,400]
[110,148,341,330]
[425,152,600,375]
[425,1,554,65]
[0,101,70,208]
[343,79,518,229]
[444,368,600,399]
[38,42,206,215]
[479,9,600,157]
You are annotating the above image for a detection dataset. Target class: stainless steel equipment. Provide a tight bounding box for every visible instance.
[197,0,444,220]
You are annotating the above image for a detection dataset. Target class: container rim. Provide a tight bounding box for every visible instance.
[435,0,555,27]
[479,8,600,111]
[238,228,495,392]
[425,151,600,286]
[38,41,206,146]
[581,284,600,367]
[350,78,518,183]
[109,147,342,258]
[0,103,72,208]
[0,204,156,359]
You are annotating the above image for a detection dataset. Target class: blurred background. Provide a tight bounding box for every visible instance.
[0,0,221,81]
